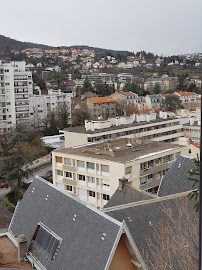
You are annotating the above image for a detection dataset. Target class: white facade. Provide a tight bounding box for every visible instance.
[0,60,33,133]
[29,89,71,128]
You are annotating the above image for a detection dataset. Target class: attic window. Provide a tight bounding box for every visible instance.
[29,223,62,262]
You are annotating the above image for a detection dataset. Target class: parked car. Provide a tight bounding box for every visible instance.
[0,182,8,188]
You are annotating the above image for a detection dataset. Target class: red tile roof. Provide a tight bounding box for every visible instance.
[192,142,200,149]
[89,97,116,104]
[135,109,151,114]
[175,92,197,96]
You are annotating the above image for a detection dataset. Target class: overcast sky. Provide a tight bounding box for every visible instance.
[1,0,202,55]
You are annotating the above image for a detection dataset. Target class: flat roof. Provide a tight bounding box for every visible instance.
[63,117,180,135]
[54,138,183,163]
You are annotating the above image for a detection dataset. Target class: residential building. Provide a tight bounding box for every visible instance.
[182,119,200,142]
[7,176,146,270]
[81,91,98,100]
[52,138,185,208]
[145,77,177,92]
[103,188,195,270]
[110,91,138,106]
[87,97,117,120]
[29,89,71,129]
[0,60,33,133]
[145,94,163,109]
[62,116,184,148]
[175,91,198,107]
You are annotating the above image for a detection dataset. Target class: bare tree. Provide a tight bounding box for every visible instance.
[116,99,137,116]
[144,197,198,270]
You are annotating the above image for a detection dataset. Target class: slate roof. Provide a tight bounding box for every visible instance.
[9,177,123,270]
[157,156,198,197]
[104,192,196,267]
[104,184,155,208]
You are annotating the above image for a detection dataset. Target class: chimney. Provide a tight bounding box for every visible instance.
[119,177,128,190]
[18,234,27,262]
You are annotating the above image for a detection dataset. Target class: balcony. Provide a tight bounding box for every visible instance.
[140,168,152,177]
[63,165,76,172]
[63,178,77,186]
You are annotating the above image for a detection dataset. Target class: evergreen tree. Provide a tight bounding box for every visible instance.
[153,83,161,94]
[82,77,94,93]
[0,125,33,190]
[161,96,183,112]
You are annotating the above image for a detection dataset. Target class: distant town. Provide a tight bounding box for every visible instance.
[0,35,200,269]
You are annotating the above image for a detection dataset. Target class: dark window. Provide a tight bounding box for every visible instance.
[29,224,61,262]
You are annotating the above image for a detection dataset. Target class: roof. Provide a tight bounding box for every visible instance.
[82,91,98,98]
[89,97,116,104]
[135,109,151,114]
[147,94,163,99]
[175,91,197,96]
[54,139,183,163]
[64,117,181,135]
[104,184,155,208]
[8,177,123,270]
[192,142,200,149]
[104,192,196,268]
[157,156,198,197]
[119,92,136,97]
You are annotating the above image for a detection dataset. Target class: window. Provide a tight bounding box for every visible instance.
[162,155,171,164]
[66,185,72,192]
[148,174,153,180]
[65,172,72,178]
[101,165,109,174]
[103,194,110,201]
[102,180,110,191]
[78,174,85,181]
[88,176,95,183]
[56,156,62,163]
[87,162,95,170]
[64,158,71,165]
[89,191,95,197]
[57,170,63,176]
[189,149,192,154]
[77,160,85,167]
[30,223,61,262]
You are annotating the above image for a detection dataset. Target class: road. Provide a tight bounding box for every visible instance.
[23,162,52,183]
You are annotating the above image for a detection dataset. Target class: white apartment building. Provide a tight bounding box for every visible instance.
[52,138,185,208]
[0,60,72,133]
[61,115,185,148]
[0,60,33,133]
[29,89,71,128]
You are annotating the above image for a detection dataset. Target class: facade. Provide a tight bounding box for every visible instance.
[145,77,177,92]
[62,116,184,148]
[175,92,198,107]
[29,89,71,129]
[52,138,185,208]
[145,94,163,109]
[0,60,33,133]
[87,97,117,120]
[110,91,138,106]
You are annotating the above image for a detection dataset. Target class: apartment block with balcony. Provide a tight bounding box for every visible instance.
[0,60,33,133]
[52,138,185,208]
[61,116,184,148]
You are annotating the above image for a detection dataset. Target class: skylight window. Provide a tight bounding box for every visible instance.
[29,223,62,262]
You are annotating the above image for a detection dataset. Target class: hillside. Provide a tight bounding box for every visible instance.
[0,34,133,55]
